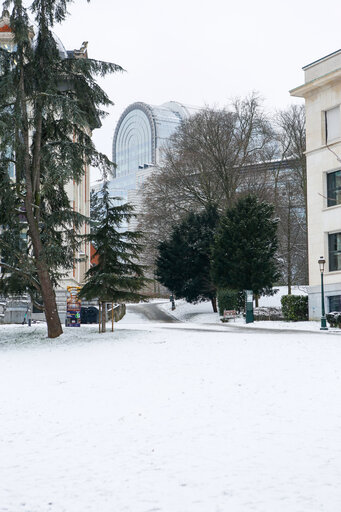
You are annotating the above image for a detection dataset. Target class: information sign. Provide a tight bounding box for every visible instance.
[66,286,81,327]
[245,289,254,324]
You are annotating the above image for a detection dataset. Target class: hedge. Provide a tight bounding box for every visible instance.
[217,288,244,316]
[281,295,308,321]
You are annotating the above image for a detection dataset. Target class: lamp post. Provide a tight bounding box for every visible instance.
[318,256,328,330]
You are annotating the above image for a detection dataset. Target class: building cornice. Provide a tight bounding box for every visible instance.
[290,67,341,98]
[305,139,341,157]
[303,49,341,71]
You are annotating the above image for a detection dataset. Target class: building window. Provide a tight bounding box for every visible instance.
[328,295,341,312]
[326,107,341,143]
[327,170,341,206]
[329,232,341,271]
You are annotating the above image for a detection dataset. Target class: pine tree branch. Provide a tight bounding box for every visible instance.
[0,261,41,292]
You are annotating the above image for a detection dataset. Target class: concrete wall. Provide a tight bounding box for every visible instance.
[291,51,341,318]
[0,297,31,324]
[308,282,341,319]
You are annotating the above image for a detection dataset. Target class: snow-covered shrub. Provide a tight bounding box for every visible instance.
[281,295,308,321]
[254,307,283,321]
[326,312,341,328]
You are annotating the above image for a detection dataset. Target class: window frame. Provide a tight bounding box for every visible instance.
[326,169,341,207]
[325,106,341,144]
[328,295,341,312]
[328,232,341,272]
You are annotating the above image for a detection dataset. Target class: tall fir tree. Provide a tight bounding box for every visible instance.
[156,205,219,312]
[0,0,122,337]
[79,181,148,330]
[211,195,279,297]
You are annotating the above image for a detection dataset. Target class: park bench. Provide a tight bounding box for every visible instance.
[223,309,237,321]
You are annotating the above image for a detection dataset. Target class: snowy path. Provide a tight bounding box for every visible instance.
[126,302,180,323]
[1,306,341,511]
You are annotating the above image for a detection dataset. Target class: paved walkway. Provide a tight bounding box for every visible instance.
[126,302,181,323]
[127,302,340,336]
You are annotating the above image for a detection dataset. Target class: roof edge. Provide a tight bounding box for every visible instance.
[303,49,341,70]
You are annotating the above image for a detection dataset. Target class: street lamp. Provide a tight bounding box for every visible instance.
[318,256,328,330]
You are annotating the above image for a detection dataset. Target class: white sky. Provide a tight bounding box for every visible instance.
[50,0,341,182]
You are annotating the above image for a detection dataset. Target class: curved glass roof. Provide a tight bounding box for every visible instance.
[52,32,68,59]
[32,30,68,59]
[113,101,198,179]
[114,107,154,179]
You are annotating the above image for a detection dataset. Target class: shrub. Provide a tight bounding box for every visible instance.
[326,311,341,328]
[254,307,283,321]
[217,288,244,316]
[281,295,308,321]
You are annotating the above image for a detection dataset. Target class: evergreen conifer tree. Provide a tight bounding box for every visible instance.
[0,0,122,337]
[79,181,148,331]
[211,195,279,297]
[156,205,218,312]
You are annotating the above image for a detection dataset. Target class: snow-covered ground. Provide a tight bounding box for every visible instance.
[1,307,341,511]
[159,286,336,333]
[159,298,221,324]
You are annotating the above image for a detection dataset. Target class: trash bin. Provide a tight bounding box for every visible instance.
[81,306,99,324]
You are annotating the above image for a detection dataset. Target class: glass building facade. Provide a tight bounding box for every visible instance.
[109,101,198,203]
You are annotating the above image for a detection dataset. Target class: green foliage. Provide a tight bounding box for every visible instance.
[217,288,244,315]
[156,205,218,306]
[281,295,308,321]
[0,0,122,311]
[79,181,148,303]
[211,195,279,296]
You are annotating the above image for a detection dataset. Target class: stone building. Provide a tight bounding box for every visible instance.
[291,49,341,318]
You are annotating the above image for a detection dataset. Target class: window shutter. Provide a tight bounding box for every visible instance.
[326,107,341,143]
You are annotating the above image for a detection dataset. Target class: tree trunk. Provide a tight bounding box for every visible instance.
[25,203,62,338]
[287,247,292,295]
[18,50,62,339]
[23,155,62,338]
[38,265,62,338]
[211,297,217,313]
[255,295,259,307]
[102,301,106,333]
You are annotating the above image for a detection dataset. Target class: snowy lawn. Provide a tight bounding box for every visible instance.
[1,315,341,511]
[159,287,337,333]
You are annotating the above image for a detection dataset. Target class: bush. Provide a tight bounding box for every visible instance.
[217,288,244,316]
[281,295,308,321]
[254,307,283,321]
[326,311,341,328]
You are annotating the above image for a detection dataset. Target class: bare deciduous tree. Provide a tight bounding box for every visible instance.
[274,104,307,291]
[141,94,275,257]
[140,99,308,293]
